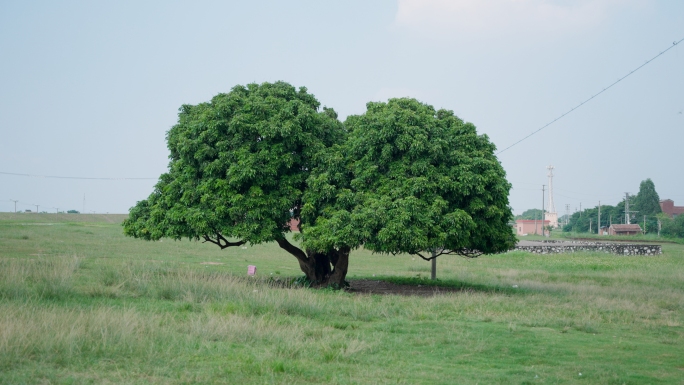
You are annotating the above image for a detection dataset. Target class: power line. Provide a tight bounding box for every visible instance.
[554,192,614,201]
[6,199,67,212]
[0,171,156,180]
[496,37,684,155]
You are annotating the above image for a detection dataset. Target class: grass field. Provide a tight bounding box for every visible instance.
[1,213,683,384]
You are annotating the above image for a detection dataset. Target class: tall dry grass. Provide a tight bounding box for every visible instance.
[0,256,80,300]
[0,256,377,379]
[0,251,682,383]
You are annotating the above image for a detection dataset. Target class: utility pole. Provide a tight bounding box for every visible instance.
[83,193,86,214]
[589,218,592,233]
[658,218,661,237]
[10,199,18,213]
[542,185,546,237]
[566,204,570,226]
[579,202,582,217]
[625,193,630,224]
[643,215,646,234]
[598,201,601,235]
[35,204,39,213]
[546,165,557,228]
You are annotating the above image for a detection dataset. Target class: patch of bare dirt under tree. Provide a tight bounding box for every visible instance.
[347,279,468,296]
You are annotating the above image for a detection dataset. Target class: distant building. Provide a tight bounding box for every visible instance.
[607,224,642,236]
[545,212,559,228]
[659,199,684,218]
[515,219,550,236]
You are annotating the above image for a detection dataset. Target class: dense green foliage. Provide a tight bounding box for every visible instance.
[633,178,662,233]
[633,178,662,217]
[563,204,624,233]
[660,213,684,238]
[123,82,343,245]
[302,98,515,260]
[515,208,543,221]
[124,83,514,284]
[563,179,663,234]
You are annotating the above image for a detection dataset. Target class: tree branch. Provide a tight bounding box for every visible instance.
[414,252,433,261]
[275,237,309,262]
[413,248,483,261]
[202,233,246,249]
[440,248,483,258]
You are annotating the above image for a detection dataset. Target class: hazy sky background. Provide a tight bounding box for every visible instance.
[1,0,683,215]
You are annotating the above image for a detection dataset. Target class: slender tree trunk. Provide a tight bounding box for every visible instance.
[431,249,437,280]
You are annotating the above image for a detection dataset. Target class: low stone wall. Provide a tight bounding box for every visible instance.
[514,243,662,256]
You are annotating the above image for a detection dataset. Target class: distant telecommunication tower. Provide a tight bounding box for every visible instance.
[546,165,558,228]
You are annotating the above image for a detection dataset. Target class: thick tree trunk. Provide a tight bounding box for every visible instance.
[275,237,349,288]
[327,247,349,287]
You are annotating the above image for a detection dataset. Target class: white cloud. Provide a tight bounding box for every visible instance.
[395,0,649,38]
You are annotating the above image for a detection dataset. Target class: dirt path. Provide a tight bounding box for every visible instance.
[348,279,466,296]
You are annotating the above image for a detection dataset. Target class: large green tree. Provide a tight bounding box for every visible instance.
[125,88,515,286]
[633,179,661,233]
[301,98,515,273]
[123,82,348,284]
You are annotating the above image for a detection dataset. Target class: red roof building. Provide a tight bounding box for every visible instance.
[660,199,684,218]
[608,224,642,236]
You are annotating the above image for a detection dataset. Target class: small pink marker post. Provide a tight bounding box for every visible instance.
[247,265,257,276]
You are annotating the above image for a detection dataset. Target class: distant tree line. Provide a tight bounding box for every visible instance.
[659,214,684,238]
[515,208,544,221]
[561,178,684,238]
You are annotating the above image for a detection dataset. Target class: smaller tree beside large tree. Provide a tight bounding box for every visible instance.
[301,98,515,278]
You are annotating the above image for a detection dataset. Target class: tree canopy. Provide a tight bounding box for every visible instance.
[124,82,343,244]
[301,98,515,261]
[123,82,349,282]
[660,213,684,238]
[633,178,661,217]
[124,84,515,286]
[515,209,544,221]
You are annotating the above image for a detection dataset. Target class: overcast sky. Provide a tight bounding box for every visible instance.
[1,0,682,215]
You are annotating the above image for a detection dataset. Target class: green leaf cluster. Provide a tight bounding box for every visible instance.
[660,214,684,238]
[633,178,662,217]
[301,98,515,256]
[124,82,344,244]
[515,209,544,221]
[124,84,515,272]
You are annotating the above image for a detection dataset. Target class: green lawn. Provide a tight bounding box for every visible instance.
[1,213,682,384]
